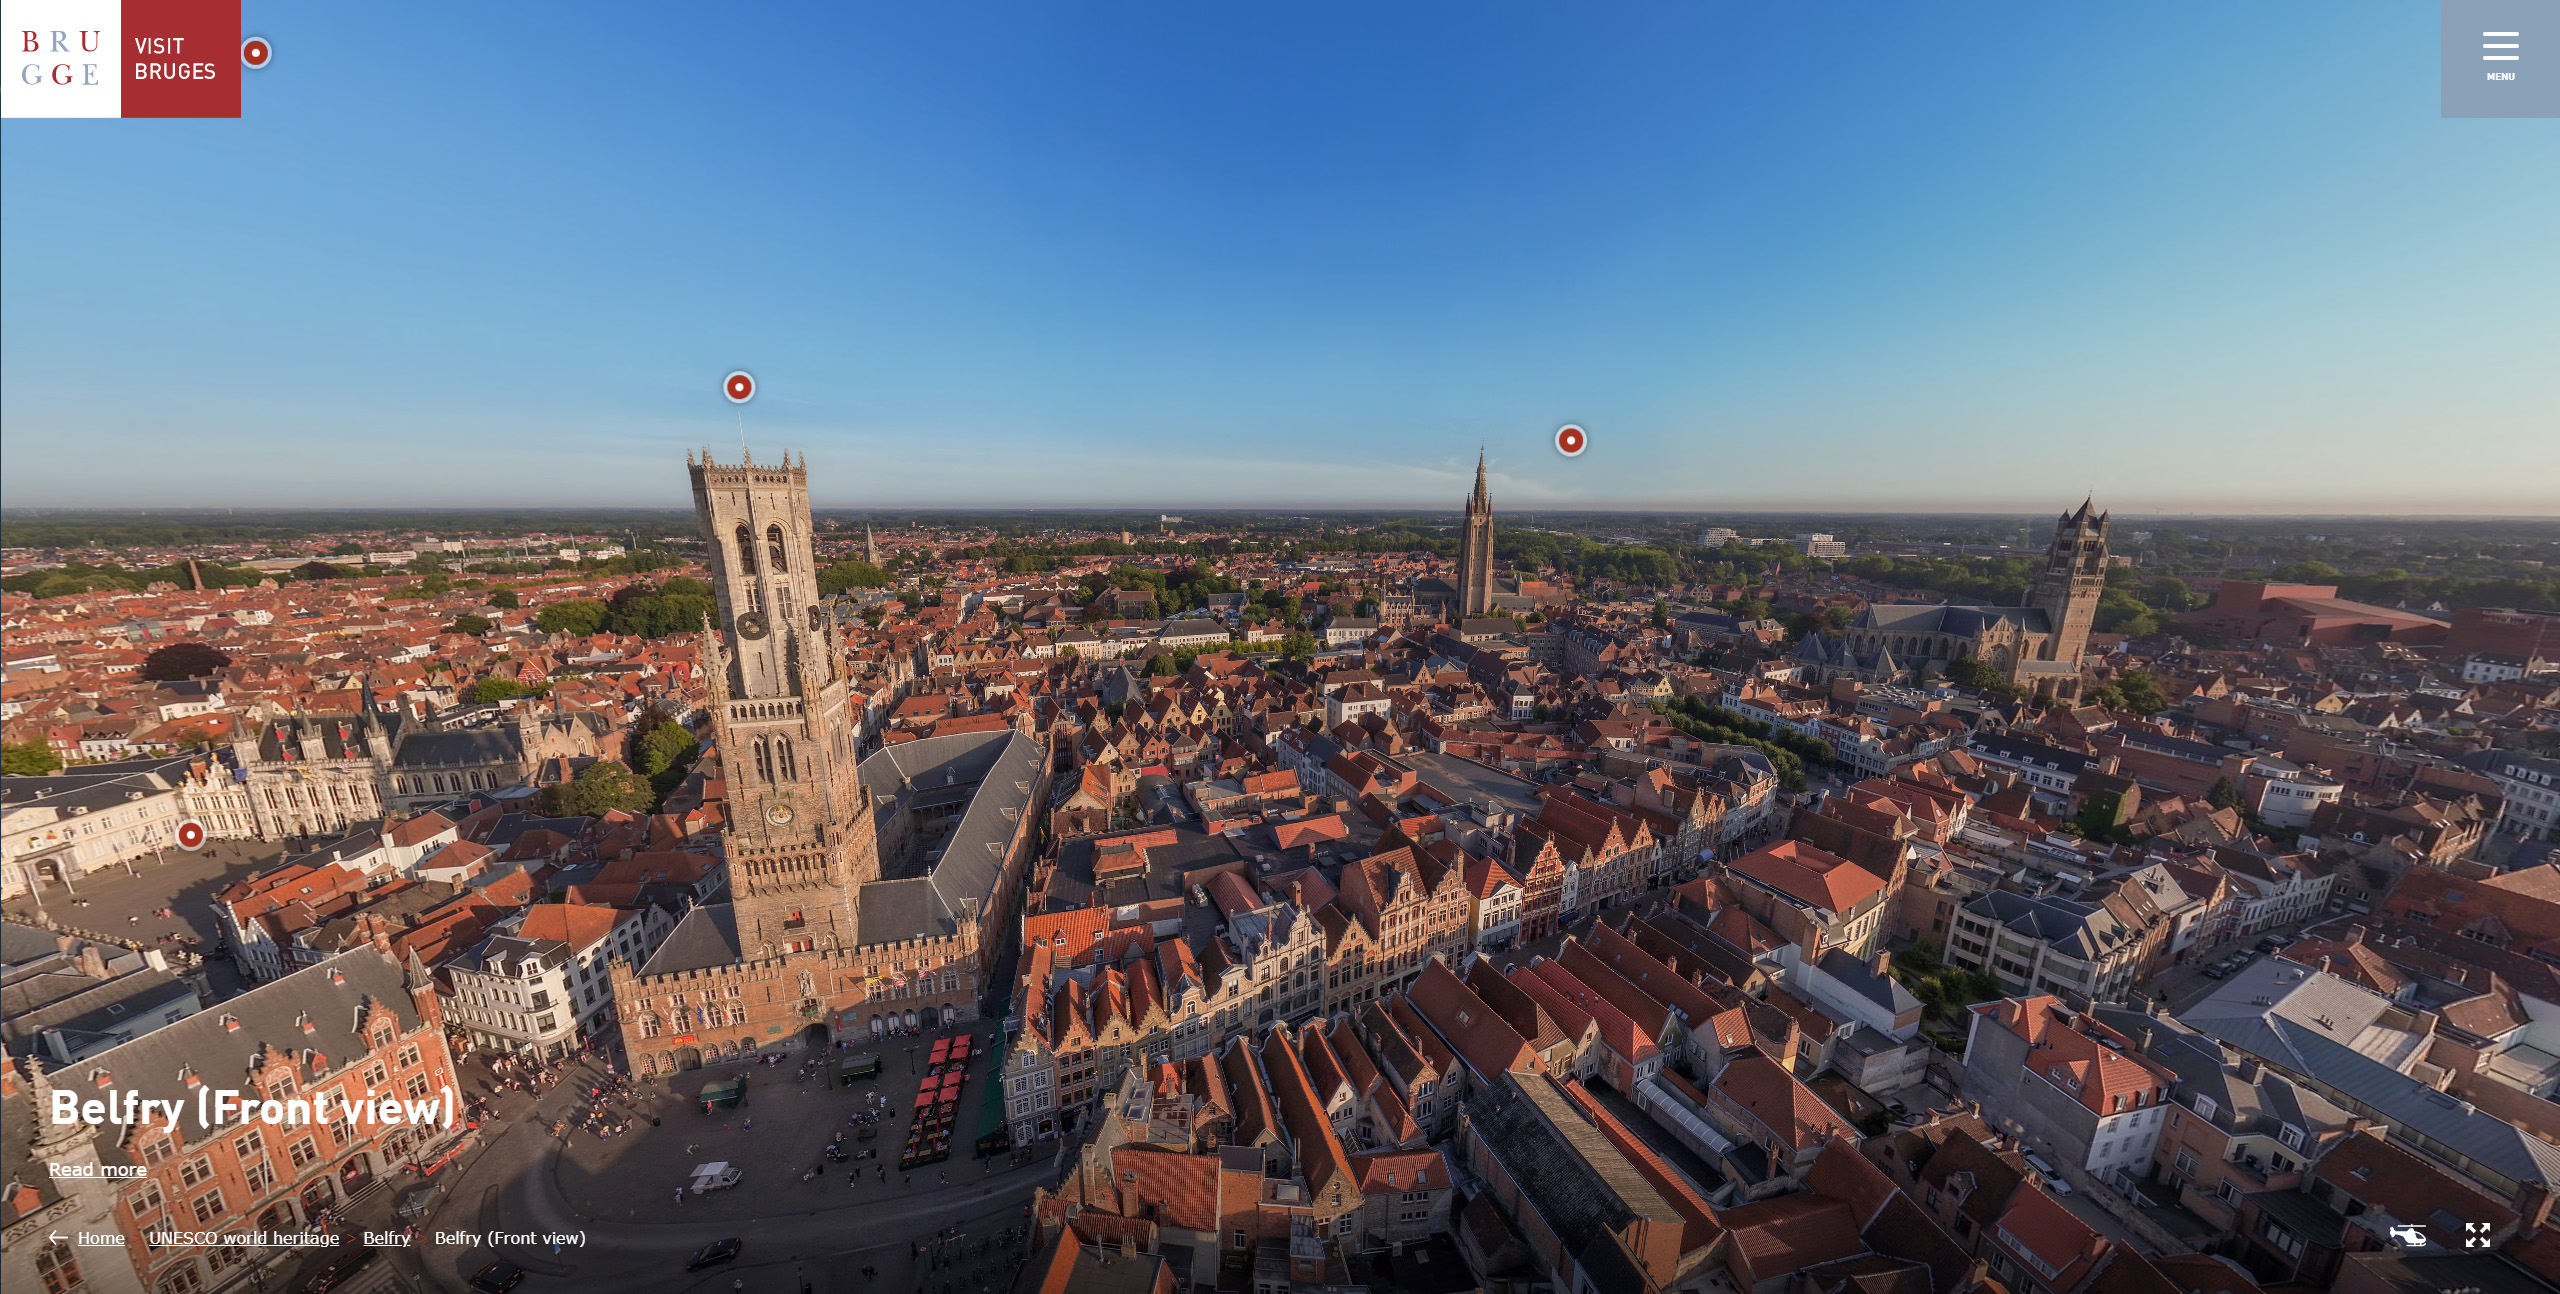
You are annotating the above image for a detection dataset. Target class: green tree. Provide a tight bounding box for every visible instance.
[2140,577,2198,613]
[538,760,657,817]
[1280,630,1317,663]
[470,677,542,705]
[447,614,493,636]
[2073,790,2133,844]
[2,739,63,775]
[1650,599,1670,630]
[2093,586,2160,637]
[487,588,519,609]
[1943,657,2018,696]
[328,542,366,556]
[818,560,892,594]
[2207,777,2245,811]
[2114,670,2168,715]
[534,599,611,636]
[142,642,231,681]
[293,561,343,581]
[2274,560,2342,583]
[606,579,715,638]
[629,718,701,799]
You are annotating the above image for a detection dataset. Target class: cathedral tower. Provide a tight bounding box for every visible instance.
[2031,499,2109,666]
[1457,450,1496,619]
[688,449,878,956]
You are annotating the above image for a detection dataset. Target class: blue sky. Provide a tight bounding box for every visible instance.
[3,2,2553,513]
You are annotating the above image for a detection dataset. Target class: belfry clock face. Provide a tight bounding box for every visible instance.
[736,611,770,640]
[766,802,795,826]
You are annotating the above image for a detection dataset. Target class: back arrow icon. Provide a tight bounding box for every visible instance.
[47,1232,66,1244]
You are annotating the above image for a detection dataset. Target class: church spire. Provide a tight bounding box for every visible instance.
[1473,449,1488,508]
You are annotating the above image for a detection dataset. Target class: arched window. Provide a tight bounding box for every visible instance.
[734,524,758,575]
[767,524,789,573]
[777,741,797,781]
[753,740,774,783]
[36,1239,82,1294]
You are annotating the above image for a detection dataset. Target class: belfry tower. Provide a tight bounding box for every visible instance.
[688,449,877,956]
[1457,450,1497,619]
[2031,499,2109,666]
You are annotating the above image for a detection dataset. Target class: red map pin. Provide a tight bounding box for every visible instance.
[176,819,207,851]
[241,37,271,69]
[725,371,756,403]
[1554,424,1587,457]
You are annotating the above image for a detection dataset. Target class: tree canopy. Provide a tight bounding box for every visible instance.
[628,715,701,800]
[470,677,545,705]
[2,739,63,775]
[818,560,892,594]
[538,760,657,817]
[534,599,611,636]
[142,641,231,681]
[604,578,714,638]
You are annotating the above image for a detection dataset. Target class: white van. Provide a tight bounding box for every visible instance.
[689,1161,743,1193]
[2019,1151,2074,1197]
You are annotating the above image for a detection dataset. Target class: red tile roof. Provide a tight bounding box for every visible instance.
[1711,1053,1853,1152]
[1728,839,1886,913]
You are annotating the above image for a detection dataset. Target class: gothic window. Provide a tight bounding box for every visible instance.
[777,741,798,781]
[768,524,790,573]
[735,524,759,575]
[754,740,774,783]
[37,1239,82,1294]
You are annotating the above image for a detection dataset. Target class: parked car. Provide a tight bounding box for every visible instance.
[2202,965,2228,979]
[687,1239,744,1271]
[469,1261,528,1293]
[2020,1151,2075,1197]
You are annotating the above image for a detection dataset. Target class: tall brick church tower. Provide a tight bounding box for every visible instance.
[688,449,877,957]
[1457,450,1496,619]
[2031,499,2109,666]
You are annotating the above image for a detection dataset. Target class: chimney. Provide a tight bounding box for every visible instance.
[2344,924,2367,946]
[1962,1259,1992,1292]
[1873,949,1892,978]
[2235,1057,2262,1083]
[2520,1180,2557,1231]
[77,945,109,979]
